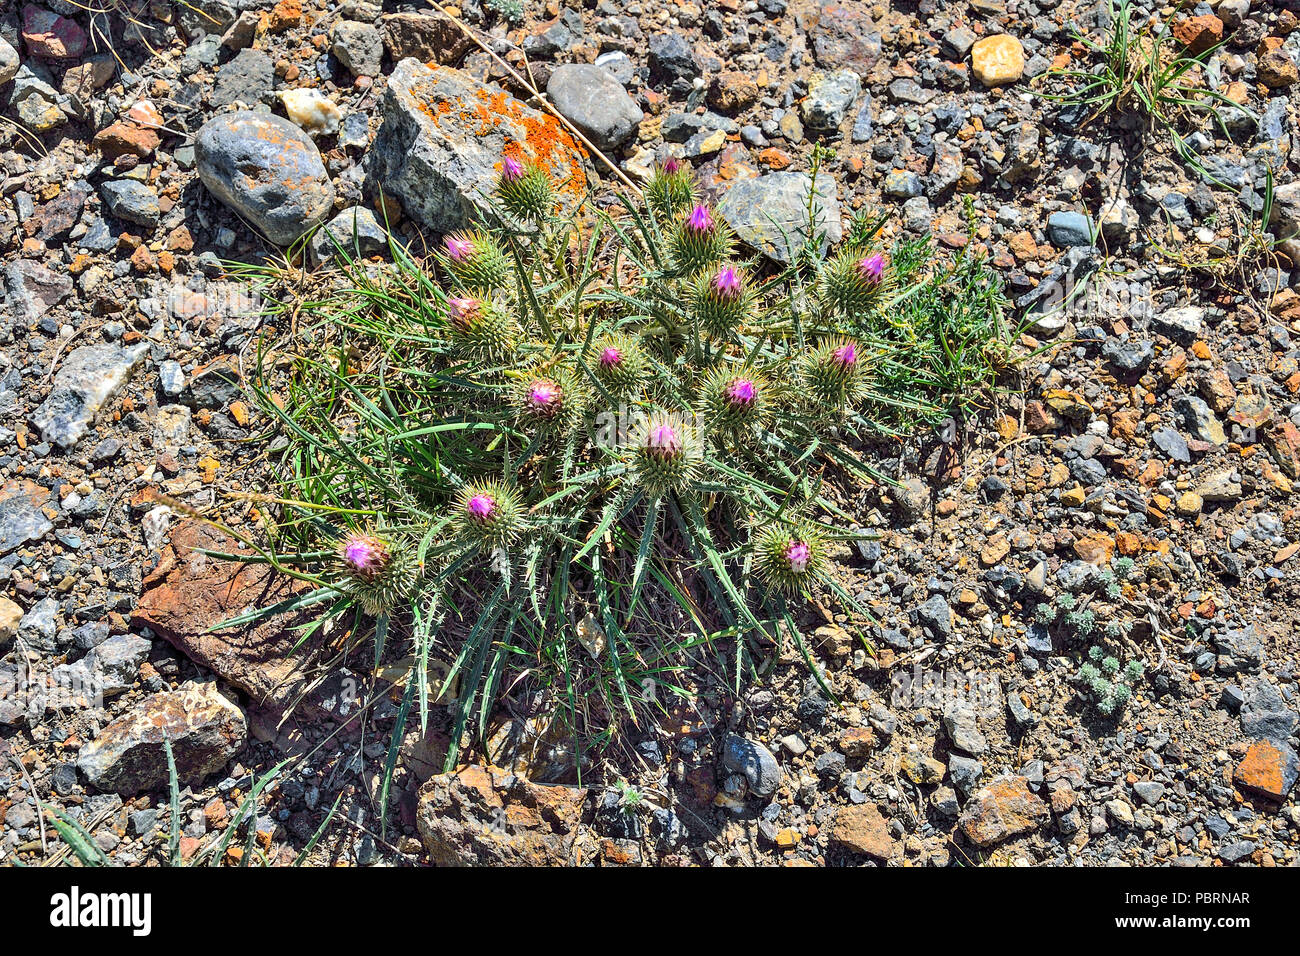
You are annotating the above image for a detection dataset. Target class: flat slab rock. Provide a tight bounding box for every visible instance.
[133,519,322,712]
[30,343,147,449]
[958,774,1051,847]
[76,680,247,795]
[369,58,592,234]
[416,763,589,866]
[717,171,842,264]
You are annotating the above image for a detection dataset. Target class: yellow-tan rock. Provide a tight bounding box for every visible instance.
[971,35,1025,87]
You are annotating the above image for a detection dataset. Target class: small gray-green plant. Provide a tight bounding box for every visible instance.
[1078,646,1145,716]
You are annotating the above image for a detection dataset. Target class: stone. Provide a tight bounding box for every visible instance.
[99,180,160,229]
[18,597,59,653]
[546,64,643,153]
[830,803,897,860]
[1233,740,1298,801]
[943,704,988,755]
[0,597,21,646]
[332,21,384,78]
[368,59,590,234]
[717,172,842,264]
[91,122,160,160]
[916,594,954,641]
[721,734,783,797]
[805,1,883,73]
[22,4,88,59]
[76,680,247,795]
[801,70,860,133]
[196,110,335,246]
[133,520,325,712]
[971,35,1025,87]
[1046,211,1093,248]
[30,343,148,449]
[381,12,473,65]
[707,71,760,114]
[0,37,18,86]
[211,48,273,107]
[310,206,389,263]
[279,88,342,137]
[647,33,699,83]
[958,775,1049,846]
[1153,306,1203,343]
[1258,51,1298,90]
[0,479,53,556]
[4,260,72,327]
[1174,395,1226,445]
[1172,15,1223,55]
[416,764,587,865]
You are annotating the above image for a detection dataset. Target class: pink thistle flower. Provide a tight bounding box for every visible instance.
[466,493,495,521]
[447,297,481,329]
[856,253,885,285]
[445,235,475,262]
[686,204,714,234]
[663,157,682,175]
[501,154,525,183]
[712,266,742,300]
[784,541,811,573]
[832,342,858,368]
[646,422,681,458]
[341,532,387,578]
[599,346,623,367]
[527,379,561,415]
[725,378,756,406]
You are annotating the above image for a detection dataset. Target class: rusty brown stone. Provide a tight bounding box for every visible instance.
[830,802,897,860]
[415,764,588,865]
[958,775,1050,847]
[133,519,321,712]
[1233,740,1298,802]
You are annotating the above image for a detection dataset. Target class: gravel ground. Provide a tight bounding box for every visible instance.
[1,0,1299,866]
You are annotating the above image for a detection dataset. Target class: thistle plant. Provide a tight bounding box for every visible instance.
[236,150,1001,797]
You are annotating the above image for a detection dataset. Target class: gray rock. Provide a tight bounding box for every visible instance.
[1153,306,1203,343]
[332,21,384,78]
[369,59,590,234]
[77,681,247,795]
[196,110,335,246]
[18,597,60,654]
[943,704,988,755]
[1133,781,1165,805]
[210,48,273,108]
[802,70,860,132]
[0,483,53,556]
[1152,426,1191,463]
[648,33,698,82]
[1173,395,1226,445]
[4,260,73,326]
[717,172,842,264]
[30,343,148,449]
[915,595,954,641]
[721,734,782,798]
[99,179,160,229]
[0,37,18,87]
[310,206,390,263]
[84,633,153,697]
[1046,210,1093,247]
[1240,678,1299,743]
[546,64,643,153]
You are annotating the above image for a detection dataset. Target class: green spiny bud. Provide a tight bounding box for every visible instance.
[802,338,871,409]
[438,230,512,294]
[454,480,527,550]
[337,529,420,616]
[645,157,696,221]
[688,264,754,338]
[587,331,648,393]
[495,153,555,224]
[819,248,892,317]
[443,296,518,360]
[629,410,702,494]
[752,521,828,595]
[668,204,735,275]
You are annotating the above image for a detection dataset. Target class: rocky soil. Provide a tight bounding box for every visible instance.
[1,0,1299,866]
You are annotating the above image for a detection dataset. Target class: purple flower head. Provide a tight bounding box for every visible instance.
[686,204,714,234]
[447,297,481,329]
[445,235,475,262]
[726,378,756,407]
[501,154,525,183]
[857,253,885,285]
[784,540,811,573]
[341,532,387,577]
[663,157,683,175]
[528,379,561,414]
[599,346,623,368]
[646,422,681,458]
[832,342,858,368]
[712,266,742,300]
[466,493,496,521]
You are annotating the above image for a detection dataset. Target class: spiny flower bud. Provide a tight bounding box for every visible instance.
[528,379,562,416]
[820,246,891,316]
[630,409,701,494]
[645,155,696,221]
[587,331,647,392]
[336,529,419,615]
[752,522,827,594]
[803,338,871,410]
[438,230,511,293]
[514,366,583,432]
[454,481,525,549]
[443,296,517,360]
[495,150,554,224]
[689,262,753,337]
[669,203,734,275]
[700,364,770,438]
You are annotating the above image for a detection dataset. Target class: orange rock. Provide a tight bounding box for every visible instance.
[1233,740,1298,801]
